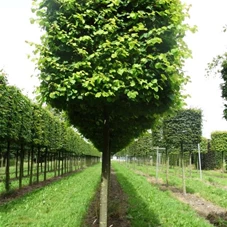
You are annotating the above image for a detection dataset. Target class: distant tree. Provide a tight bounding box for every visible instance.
[210,131,227,173]
[163,108,202,194]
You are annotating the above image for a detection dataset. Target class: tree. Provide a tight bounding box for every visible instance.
[31,0,192,225]
[206,27,227,119]
[163,108,202,194]
[210,131,227,174]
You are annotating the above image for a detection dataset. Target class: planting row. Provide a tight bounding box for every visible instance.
[124,161,227,210]
[112,162,212,227]
[0,164,101,227]
[0,73,99,156]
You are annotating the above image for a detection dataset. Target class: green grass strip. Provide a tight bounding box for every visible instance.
[0,164,101,227]
[128,163,227,209]
[113,162,212,227]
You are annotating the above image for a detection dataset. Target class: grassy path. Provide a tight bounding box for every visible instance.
[0,164,101,227]
[129,163,227,209]
[113,162,212,227]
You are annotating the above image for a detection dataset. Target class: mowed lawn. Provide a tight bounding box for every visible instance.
[0,164,101,227]
[113,162,212,227]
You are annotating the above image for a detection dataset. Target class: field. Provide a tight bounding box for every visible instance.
[1,161,227,226]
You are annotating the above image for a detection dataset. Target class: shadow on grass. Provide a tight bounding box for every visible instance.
[114,169,161,227]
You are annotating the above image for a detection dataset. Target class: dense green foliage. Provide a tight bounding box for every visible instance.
[210,131,227,153]
[0,73,99,156]
[163,108,202,150]
[31,0,192,153]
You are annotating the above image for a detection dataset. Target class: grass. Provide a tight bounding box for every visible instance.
[112,162,212,227]
[0,161,83,194]
[125,162,227,209]
[0,164,101,227]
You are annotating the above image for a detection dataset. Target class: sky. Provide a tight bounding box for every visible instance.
[1,0,227,138]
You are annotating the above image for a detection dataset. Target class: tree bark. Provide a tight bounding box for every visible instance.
[181,142,186,195]
[99,111,110,227]
[19,143,24,189]
[36,147,40,183]
[165,148,169,187]
[44,147,47,181]
[5,141,10,191]
[29,146,34,185]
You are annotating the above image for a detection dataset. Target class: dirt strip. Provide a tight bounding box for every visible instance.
[83,170,130,227]
[134,169,227,227]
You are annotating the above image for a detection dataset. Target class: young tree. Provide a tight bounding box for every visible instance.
[163,108,202,195]
[31,0,192,225]
[210,131,227,174]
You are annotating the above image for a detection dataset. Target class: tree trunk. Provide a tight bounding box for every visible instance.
[99,112,110,227]
[27,148,31,177]
[58,150,61,176]
[5,141,10,191]
[36,147,40,183]
[19,143,24,189]
[165,148,169,187]
[44,147,47,181]
[29,146,34,185]
[181,142,186,195]
[15,149,19,178]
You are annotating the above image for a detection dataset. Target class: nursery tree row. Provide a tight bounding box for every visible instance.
[0,72,100,192]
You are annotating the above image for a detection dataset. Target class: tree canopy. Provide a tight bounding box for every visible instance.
[210,131,227,153]
[31,0,192,153]
[163,108,202,150]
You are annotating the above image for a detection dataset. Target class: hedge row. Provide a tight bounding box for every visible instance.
[0,73,99,156]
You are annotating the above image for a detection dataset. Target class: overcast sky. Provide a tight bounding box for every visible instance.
[1,0,227,138]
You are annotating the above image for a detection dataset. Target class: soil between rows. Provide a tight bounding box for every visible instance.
[133,169,227,227]
[83,170,130,227]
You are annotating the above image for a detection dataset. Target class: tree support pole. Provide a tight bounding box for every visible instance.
[99,111,110,227]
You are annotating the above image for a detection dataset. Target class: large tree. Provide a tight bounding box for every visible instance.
[31,0,191,225]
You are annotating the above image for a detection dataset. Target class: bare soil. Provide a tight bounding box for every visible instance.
[134,169,227,227]
[83,170,131,227]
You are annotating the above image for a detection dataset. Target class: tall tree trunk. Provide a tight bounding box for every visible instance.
[19,143,24,189]
[27,148,31,177]
[44,147,47,181]
[58,150,61,176]
[5,141,10,191]
[99,111,110,227]
[222,151,225,176]
[165,148,169,187]
[181,142,186,196]
[15,149,19,178]
[29,146,34,185]
[36,147,40,183]
[189,151,192,178]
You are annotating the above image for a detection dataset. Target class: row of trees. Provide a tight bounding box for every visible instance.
[119,125,227,172]
[116,109,227,194]
[0,72,99,156]
[117,108,202,195]
[0,71,100,192]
